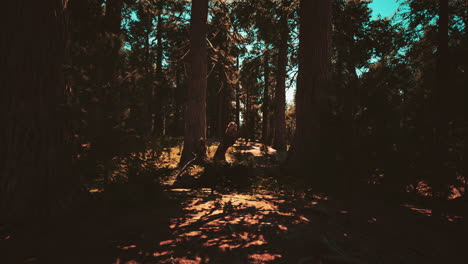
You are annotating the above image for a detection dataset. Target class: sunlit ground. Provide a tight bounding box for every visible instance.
[3,139,466,264]
[112,190,323,264]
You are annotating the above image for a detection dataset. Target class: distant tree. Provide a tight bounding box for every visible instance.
[180,0,209,165]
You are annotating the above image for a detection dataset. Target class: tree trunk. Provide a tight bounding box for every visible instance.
[262,50,271,143]
[463,0,468,202]
[235,55,241,128]
[214,123,238,161]
[273,9,289,151]
[431,0,450,218]
[89,0,123,182]
[180,0,209,166]
[153,1,165,136]
[340,64,357,198]
[287,0,332,171]
[1,0,80,218]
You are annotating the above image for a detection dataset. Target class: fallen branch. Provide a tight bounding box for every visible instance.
[174,154,199,180]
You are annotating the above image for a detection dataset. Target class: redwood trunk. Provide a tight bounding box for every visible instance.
[431,0,450,217]
[273,11,289,151]
[1,0,79,218]
[180,0,209,166]
[262,51,271,143]
[287,0,332,169]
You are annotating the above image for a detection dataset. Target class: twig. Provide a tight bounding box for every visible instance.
[175,154,199,180]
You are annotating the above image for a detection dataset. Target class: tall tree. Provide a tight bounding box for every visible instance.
[262,49,271,143]
[287,0,332,172]
[1,0,79,218]
[180,0,209,165]
[431,0,450,217]
[273,0,290,151]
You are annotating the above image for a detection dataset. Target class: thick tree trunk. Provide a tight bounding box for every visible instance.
[180,0,209,166]
[273,11,289,151]
[1,0,80,218]
[262,51,270,143]
[287,0,332,171]
[431,0,450,218]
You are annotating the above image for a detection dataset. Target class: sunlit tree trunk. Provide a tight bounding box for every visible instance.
[180,0,208,166]
[287,0,332,171]
[1,0,80,218]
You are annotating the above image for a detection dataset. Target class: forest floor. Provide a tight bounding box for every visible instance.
[1,140,467,264]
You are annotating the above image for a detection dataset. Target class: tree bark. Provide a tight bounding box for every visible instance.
[153,1,165,136]
[431,0,450,218]
[235,55,241,128]
[1,0,80,218]
[262,50,271,143]
[273,8,289,151]
[287,0,332,171]
[180,0,209,166]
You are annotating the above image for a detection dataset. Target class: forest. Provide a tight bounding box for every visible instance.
[1,0,468,263]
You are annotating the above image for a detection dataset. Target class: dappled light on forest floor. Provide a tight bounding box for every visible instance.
[401,204,464,223]
[148,192,312,263]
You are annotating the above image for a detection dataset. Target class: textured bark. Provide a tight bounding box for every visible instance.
[180,0,209,166]
[431,0,450,217]
[262,51,271,143]
[1,0,80,218]
[273,10,289,151]
[235,56,241,127]
[287,0,332,169]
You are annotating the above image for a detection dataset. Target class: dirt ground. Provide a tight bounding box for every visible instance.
[1,141,466,264]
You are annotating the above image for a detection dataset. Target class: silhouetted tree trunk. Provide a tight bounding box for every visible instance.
[273,7,289,151]
[262,50,270,143]
[463,0,468,202]
[173,67,183,136]
[153,1,165,136]
[88,0,123,183]
[214,122,238,161]
[431,0,450,218]
[180,0,208,166]
[235,55,241,127]
[340,64,357,197]
[287,0,332,171]
[1,0,80,218]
